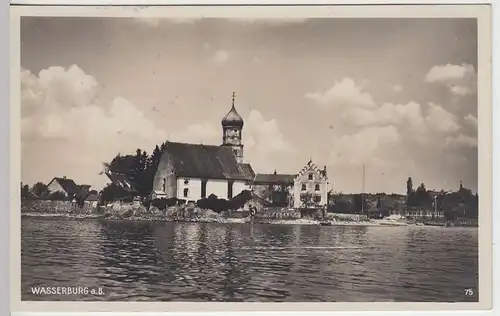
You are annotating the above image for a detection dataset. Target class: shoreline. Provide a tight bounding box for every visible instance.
[20,212,477,228]
[21,212,374,226]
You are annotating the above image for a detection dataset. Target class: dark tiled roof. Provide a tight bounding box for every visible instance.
[105,172,138,191]
[51,177,79,195]
[238,163,255,180]
[163,142,254,181]
[254,173,297,185]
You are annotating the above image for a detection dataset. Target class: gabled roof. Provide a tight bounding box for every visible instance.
[254,173,297,185]
[295,160,328,181]
[238,163,255,181]
[104,172,138,191]
[48,177,79,195]
[162,141,255,181]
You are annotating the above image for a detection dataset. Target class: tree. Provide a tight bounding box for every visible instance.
[100,183,133,204]
[20,183,32,200]
[353,194,368,214]
[300,192,316,208]
[31,182,49,198]
[45,191,68,201]
[101,141,168,201]
[414,183,432,209]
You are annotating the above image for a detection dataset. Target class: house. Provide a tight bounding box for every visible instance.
[152,95,255,201]
[253,171,297,207]
[104,171,138,194]
[253,160,329,209]
[46,176,79,197]
[84,193,100,207]
[293,160,329,209]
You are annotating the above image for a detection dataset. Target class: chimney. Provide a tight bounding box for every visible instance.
[323,165,327,178]
[273,170,277,175]
[63,176,67,179]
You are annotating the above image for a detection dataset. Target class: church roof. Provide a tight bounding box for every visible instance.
[254,173,297,185]
[221,93,244,128]
[163,141,254,181]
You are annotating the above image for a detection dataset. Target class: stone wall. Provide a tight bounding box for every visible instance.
[325,213,368,221]
[255,207,301,219]
[21,200,95,214]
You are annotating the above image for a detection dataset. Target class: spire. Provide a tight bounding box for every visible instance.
[232,91,236,108]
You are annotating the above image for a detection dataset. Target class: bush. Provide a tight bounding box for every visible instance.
[227,190,252,210]
[121,196,134,203]
[150,197,181,210]
[41,191,69,201]
[197,194,229,213]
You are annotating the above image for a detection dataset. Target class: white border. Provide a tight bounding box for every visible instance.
[7,1,498,316]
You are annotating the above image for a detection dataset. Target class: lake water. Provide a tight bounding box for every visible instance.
[21,218,478,302]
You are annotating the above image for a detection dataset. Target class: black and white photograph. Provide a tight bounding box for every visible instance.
[12,4,492,310]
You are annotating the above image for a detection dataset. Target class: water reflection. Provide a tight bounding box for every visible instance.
[21,218,479,302]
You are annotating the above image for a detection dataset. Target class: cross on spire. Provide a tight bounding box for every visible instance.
[232,92,236,107]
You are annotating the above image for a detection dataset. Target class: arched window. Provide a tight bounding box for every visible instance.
[183,188,189,198]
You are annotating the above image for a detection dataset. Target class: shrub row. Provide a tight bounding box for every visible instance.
[147,190,253,213]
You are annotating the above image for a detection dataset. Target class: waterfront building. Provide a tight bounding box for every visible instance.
[46,176,79,197]
[292,160,329,209]
[253,160,329,209]
[152,94,255,201]
[252,172,296,207]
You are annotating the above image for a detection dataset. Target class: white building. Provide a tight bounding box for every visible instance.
[152,95,255,201]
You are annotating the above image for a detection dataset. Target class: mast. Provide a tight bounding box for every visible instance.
[362,164,365,214]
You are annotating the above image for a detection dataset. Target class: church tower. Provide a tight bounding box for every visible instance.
[221,92,244,163]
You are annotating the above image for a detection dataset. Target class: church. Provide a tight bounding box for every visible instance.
[152,92,330,208]
[152,93,255,201]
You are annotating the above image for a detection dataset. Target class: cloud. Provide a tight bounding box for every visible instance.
[446,134,478,148]
[329,126,401,165]
[425,63,477,96]
[20,65,224,189]
[305,78,376,108]
[392,84,403,92]
[464,114,478,128]
[424,102,460,133]
[21,65,294,188]
[243,110,295,172]
[342,101,425,133]
[21,66,174,189]
[170,122,219,145]
[212,50,229,64]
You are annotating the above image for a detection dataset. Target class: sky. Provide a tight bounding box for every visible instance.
[20,17,478,193]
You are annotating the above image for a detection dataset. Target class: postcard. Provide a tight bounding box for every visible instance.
[10,3,492,313]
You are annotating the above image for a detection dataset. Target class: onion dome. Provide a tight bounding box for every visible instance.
[221,92,244,128]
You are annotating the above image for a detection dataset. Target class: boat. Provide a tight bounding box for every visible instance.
[320,221,333,226]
